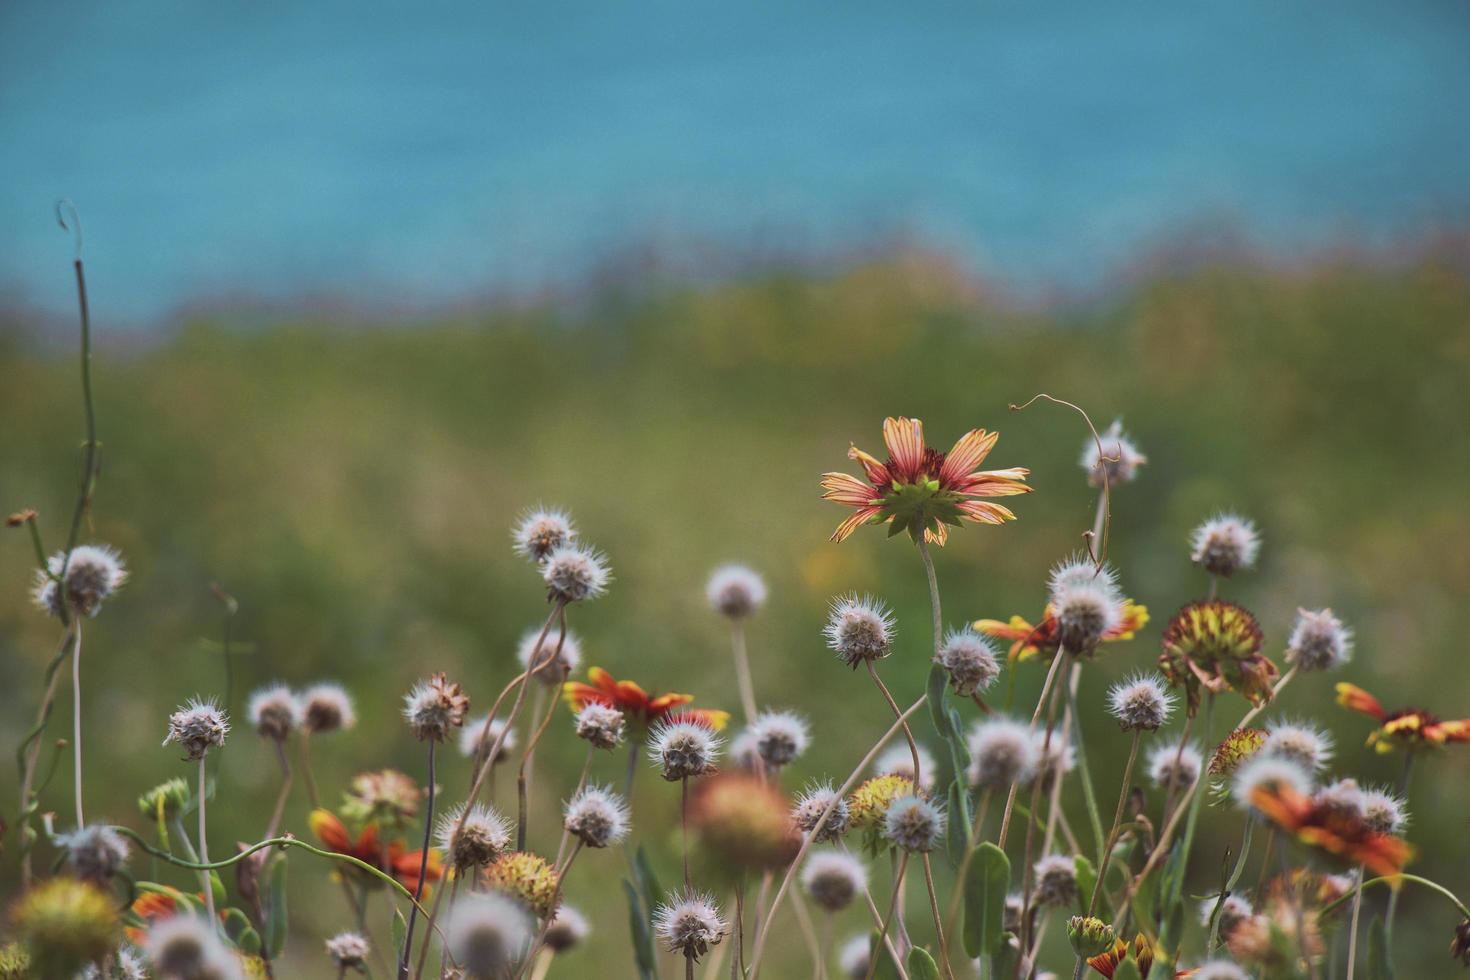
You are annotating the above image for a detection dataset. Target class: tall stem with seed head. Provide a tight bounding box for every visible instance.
[71,621,85,829]
[862,852,910,980]
[399,741,437,980]
[198,755,217,930]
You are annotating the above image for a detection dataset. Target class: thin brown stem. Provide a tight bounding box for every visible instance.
[998,649,1067,848]
[866,659,922,791]
[1084,731,1141,917]
[198,756,217,930]
[399,740,437,979]
[730,620,758,725]
[1344,863,1366,980]
[298,733,322,810]
[265,738,293,839]
[682,775,692,890]
[71,620,85,828]
[920,853,956,980]
[862,853,910,980]
[17,626,74,887]
[1018,659,1067,958]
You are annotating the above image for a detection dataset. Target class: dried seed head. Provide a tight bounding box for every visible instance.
[1285,608,1353,672]
[446,892,533,978]
[882,795,946,853]
[801,851,868,913]
[518,628,582,686]
[1261,721,1333,772]
[648,719,722,781]
[435,802,512,870]
[1049,555,1122,599]
[542,543,611,603]
[750,710,810,770]
[967,718,1039,790]
[403,672,470,742]
[563,785,631,849]
[791,782,851,842]
[652,891,726,961]
[1081,419,1147,488]
[32,544,127,619]
[146,915,242,980]
[512,507,577,563]
[163,698,229,761]
[484,852,560,919]
[706,565,767,619]
[298,683,356,735]
[847,775,915,832]
[823,594,895,668]
[1232,756,1313,812]
[936,627,1002,697]
[573,702,625,750]
[1192,962,1250,980]
[1030,732,1077,790]
[1190,513,1261,578]
[839,933,871,979]
[325,932,370,969]
[1049,558,1124,654]
[1199,894,1253,939]
[1359,788,1409,835]
[247,684,298,742]
[459,715,517,763]
[1033,854,1079,908]
[58,824,130,882]
[873,742,937,793]
[78,947,145,980]
[1107,673,1176,732]
[1314,778,1366,820]
[1147,740,1203,791]
[543,905,590,953]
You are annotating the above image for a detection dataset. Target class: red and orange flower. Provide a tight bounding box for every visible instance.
[563,666,729,731]
[309,808,443,893]
[1247,780,1413,878]
[821,417,1031,546]
[1086,934,1189,978]
[976,600,1149,664]
[1336,683,1470,754]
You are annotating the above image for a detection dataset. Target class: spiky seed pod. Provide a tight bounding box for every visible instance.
[543,905,590,953]
[1033,854,1080,908]
[563,785,631,849]
[1232,756,1314,812]
[1107,674,1175,732]
[137,778,190,821]
[1081,419,1147,488]
[652,891,726,961]
[445,892,533,979]
[573,702,625,750]
[58,824,130,882]
[750,710,810,770]
[1261,721,1333,772]
[512,508,576,563]
[846,775,915,832]
[967,718,1040,790]
[1284,608,1353,672]
[873,742,937,793]
[1147,740,1203,791]
[484,852,561,919]
[10,878,120,977]
[163,698,229,761]
[706,565,767,619]
[823,594,895,668]
[1199,894,1253,940]
[403,672,470,742]
[460,715,517,763]
[801,851,868,913]
[838,933,870,979]
[146,915,243,980]
[1067,915,1116,958]
[1190,513,1261,578]
[1209,728,1267,777]
[1192,963,1250,980]
[298,683,356,735]
[1048,559,1124,654]
[883,795,946,853]
[518,628,583,686]
[325,932,370,970]
[32,544,128,618]
[542,543,611,603]
[648,719,722,781]
[689,773,801,871]
[935,627,1001,697]
[341,769,424,829]
[436,802,512,870]
[1159,601,1276,711]
[247,684,297,742]
[791,782,851,842]
[1359,788,1409,835]
[1314,778,1366,820]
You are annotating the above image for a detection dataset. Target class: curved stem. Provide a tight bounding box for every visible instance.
[1344,863,1366,980]
[554,747,596,870]
[730,621,758,725]
[866,660,922,791]
[71,621,85,828]
[400,741,437,979]
[299,733,322,810]
[862,852,910,980]
[265,738,293,839]
[998,649,1067,849]
[17,627,74,887]
[516,609,568,848]
[1084,730,1141,917]
[1206,817,1254,951]
[920,853,955,980]
[1064,663,1106,861]
[198,756,217,930]
[1321,873,1470,918]
[790,890,826,980]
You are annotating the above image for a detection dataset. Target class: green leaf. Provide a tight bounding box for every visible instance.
[1115,957,1144,980]
[868,929,902,980]
[622,879,657,980]
[946,780,969,866]
[634,845,663,916]
[992,934,1019,980]
[1074,855,1097,915]
[264,852,289,959]
[906,946,942,980]
[927,663,951,736]
[222,907,253,944]
[236,925,262,955]
[1366,915,1391,980]
[391,907,407,958]
[963,842,1010,957]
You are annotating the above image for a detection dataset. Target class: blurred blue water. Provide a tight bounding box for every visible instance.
[2,0,1468,324]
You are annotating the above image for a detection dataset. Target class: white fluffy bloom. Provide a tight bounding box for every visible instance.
[1232,756,1313,812]
[1048,558,1124,652]
[446,892,534,978]
[544,905,590,953]
[1147,740,1202,791]
[163,698,230,761]
[823,594,895,667]
[801,850,868,912]
[146,916,243,980]
[518,627,583,684]
[32,543,128,618]
[750,710,810,769]
[1285,608,1353,671]
[542,543,611,603]
[325,931,370,969]
[1106,674,1175,732]
[652,891,726,960]
[706,565,767,619]
[1032,854,1079,908]
[873,742,936,793]
[511,507,576,563]
[1359,787,1409,835]
[573,702,625,750]
[459,714,517,762]
[248,684,298,741]
[1189,513,1261,577]
[1192,963,1250,980]
[1261,720,1333,772]
[967,718,1039,790]
[1081,419,1147,487]
[883,795,946,853]
[58,824,130,882]
[298,683,356,734]
[435,802,512,870]
[563,784,631,848]
[936,627,1002,697]
[791,781,850,842]
[648,720,722,781]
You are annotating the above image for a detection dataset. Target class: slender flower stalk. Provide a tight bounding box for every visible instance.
[197,756,216,930]
[861,852,909,980]
[516,610,569,848]
[1018,654,1068,957]
[865,660,923,793]
[266,738,293,839]
[1344,861,1366,980]
[998,648,1066,848]
[1083,730,1141,919]
[399,741,437,980]
[71,621,85,829]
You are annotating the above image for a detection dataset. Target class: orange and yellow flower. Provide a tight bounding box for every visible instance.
[563,667,729,730]
[1086,934,1189,977]
[1247,780,1413,878]
[1336,683,1470,754]
[821,417,1031,546]
[976,600,1149,664]
[309,808,443,894]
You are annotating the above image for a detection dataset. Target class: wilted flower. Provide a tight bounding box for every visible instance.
[564,667,728,731]
[403,672,470,742]
[1081,419,1147,488]
[652,891,726,961]
[563,785,631,849]
[459,715,518,763]
[542,543,611,603]
[750,710,810,769]
[340,769,425,830]
[1359,787,1409,835]
[163,698,229,761]
[573,702,625,750]
[298,683,356,734]
[1189,513,1260,578]
[1452,917,1470,968]
[728,729,761,769]
[791,782,851,842]
[436,802,512,870]
[801,851,868,913]
[649,718,723,781]
[847,775,915,832]
[145,915,242,980]
[1208,728,1266,778]
[821,416,1030,545]
[1107,674,1175,732]
[706,565,767,619]
[1313,778,1366,821]
[1147,740,1203,791]
[9,878,120,977]
[325,931,370,972]
[543,905,590,953]
[824,594,895,668]
[977,599,1149,665]
[1033,854,1079,908]
[1335,682,1470,754]
[1261,720,1333,772]
[32,544,127,618]
[967,718,1040,790]
[247,684,297,742]
[689,772,801,871]
[873,742,937,793]
[936,627,1001,697]
[512,507,576,563]
[1049,558,1124,655]
[1068,915,1116,958]
[1284,608,1352,672]
[518,628,582,685]
[484,852,560,919]
[58,824,130,882]
[883,795,946,852]
[1159,601,1277,711]
[446,892,534,978]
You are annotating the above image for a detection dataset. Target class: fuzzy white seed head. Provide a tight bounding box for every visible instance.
[649,720,722,781]
[563,785,631,849]
[874,742,937,793]
[402,674,469,742]
[1033,854,1080,908]
[325,931,370,968]
[163,698,230,761]
[1261,721,1333,772]
[511,507,576,563]
[1028,731,1077,789]
[1081,419,1147,488]
[146,915,243,980]
[247,684,298,741]
[1048,556,1122,603]
[435,802,512,870]
[543,905,590,953]
[1285,608,1353,672]
[518,628,583,685]
[1191,962,1250,980]
[936,627,1002,697]
[967,718,1040,790]
[1003,893,1025,933]
[823,594,895,668]
[298,683,356,734]
[573,702,625,750]
[1314,778,1366,820]
[801,850,868,913]
[706,564,767,619]
[839,933,871,979]
[1359,788,1409,835]
[883,795,946,852]
[1107,674,1175,732]
[750,710,810,769]
[1190,513,1261,578]
[1232,755,1313,812]
[1147,740,1203,791]
[1199,894,1253,935]
[459,715,517,763]
[446,892,534,978]
[58,824,130,882]
[32,543,128,618]
[1049,559,1124,653]
[792,781,851,842]
[728,729,761,769]
[653,891,726,960]
[542,543,611,603]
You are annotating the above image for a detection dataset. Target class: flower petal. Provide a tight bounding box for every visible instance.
[847,445,890,485]
[939,429,997,485]
[831,505,883,542]
[881,417,925,480]
[820,471,880,506]
[309,809,352,852]
[923,522,949,547]
[957,500,1016,524]
[1335,682,1388,722]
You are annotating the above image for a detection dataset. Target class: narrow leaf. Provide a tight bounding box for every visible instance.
[963,842,1010,957]
[622,879,658,980]
[927,663,951,736]
[1115,957,1144,980]
[264,852,289,959]
[1073,855,1097,916]
[906,946,942,980]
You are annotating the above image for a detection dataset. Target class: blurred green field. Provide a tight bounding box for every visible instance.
[3,247,1470,975]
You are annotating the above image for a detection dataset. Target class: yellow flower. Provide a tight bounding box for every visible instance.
[847,775,915,831]
[484,852,560,919]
